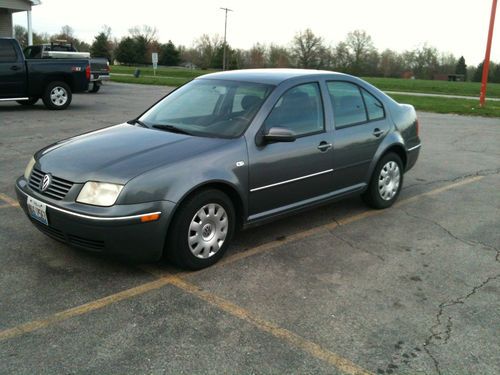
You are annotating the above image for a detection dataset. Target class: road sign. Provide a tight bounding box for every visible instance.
[152,52,158,75]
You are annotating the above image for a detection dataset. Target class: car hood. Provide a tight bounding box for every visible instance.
[35,124,230,184]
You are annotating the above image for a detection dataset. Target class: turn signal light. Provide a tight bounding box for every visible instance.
[140,213,160,223]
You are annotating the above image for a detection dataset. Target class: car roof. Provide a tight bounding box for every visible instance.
[197,68,349,85]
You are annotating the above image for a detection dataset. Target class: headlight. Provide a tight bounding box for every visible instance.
[24,157,36,180]
[76,181,124,207]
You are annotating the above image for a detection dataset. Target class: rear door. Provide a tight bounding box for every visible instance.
[0,39,26,98]
[326,81,390,190]
[247,82,334,218]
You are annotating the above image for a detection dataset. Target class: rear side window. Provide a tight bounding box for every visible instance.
[0,40,18,62]
[361,88,385,121]
[327,82,367,128]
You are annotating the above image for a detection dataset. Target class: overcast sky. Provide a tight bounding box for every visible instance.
[13,0,499,65]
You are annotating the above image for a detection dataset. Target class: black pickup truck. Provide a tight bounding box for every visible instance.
[0,38,89,110]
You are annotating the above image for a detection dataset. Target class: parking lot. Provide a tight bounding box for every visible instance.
[1,82,499,374]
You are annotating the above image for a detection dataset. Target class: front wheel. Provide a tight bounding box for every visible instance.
[166,189,235,270]
[362,152,403,209]
[42,81,72,110]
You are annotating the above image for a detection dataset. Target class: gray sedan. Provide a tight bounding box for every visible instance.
[16,69,421,269]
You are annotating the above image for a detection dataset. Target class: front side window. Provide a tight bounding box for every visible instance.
[264,82,324,136]
[140,79,274,138]
[0,40,18,63]
[327,81,367,128]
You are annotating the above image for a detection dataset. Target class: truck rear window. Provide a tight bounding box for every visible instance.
[0,40,18,62]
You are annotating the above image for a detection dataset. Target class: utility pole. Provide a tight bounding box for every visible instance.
[220,7,233,70]
[479,0,497,107]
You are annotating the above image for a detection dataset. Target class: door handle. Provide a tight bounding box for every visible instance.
[373,128,384,137]
[317,141,332,152]
[10,65,20,71]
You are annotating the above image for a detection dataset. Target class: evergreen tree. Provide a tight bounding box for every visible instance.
[492,63,500,83]
[455,56,467,80]
[473,62,484,82]
[159,40,180,66]
[90,32,113,62]
[115,37,138,65]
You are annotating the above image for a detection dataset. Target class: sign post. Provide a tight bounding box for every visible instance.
[479,0,497,107]
[152,52,158,76]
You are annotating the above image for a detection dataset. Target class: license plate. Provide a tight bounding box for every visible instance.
[27,196,48,226]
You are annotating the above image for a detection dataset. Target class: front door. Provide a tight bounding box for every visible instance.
[0,39,26,98]
[247,82,334,218]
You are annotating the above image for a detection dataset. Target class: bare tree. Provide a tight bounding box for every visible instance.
[332,41,351,72]
[291,29,325,68]
[128,25,158,45]
[246,43,267,68]
[193,34,223,69]
[268,44,290,68]
[345,30,376,75]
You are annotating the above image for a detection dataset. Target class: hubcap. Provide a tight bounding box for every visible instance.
[50,87,68,106]
[378,161,400,201]
[188,203,228,259]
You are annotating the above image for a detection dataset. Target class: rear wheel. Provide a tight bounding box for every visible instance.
[42,81,72,110]
[362,152,403,209]
[166,189,235,270]
[17,97,39,106]
[89,83,101,93]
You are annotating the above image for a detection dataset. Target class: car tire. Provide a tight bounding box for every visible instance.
[362,152,404,209]
[17,97,39,106]
[166,189,235,270]
[42,81,72,110]
[89,83,101,93]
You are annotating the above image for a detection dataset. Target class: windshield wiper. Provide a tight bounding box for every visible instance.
[127,119,148,127]
[152,124,193,135]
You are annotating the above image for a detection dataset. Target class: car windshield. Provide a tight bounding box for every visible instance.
[139,79,274,138]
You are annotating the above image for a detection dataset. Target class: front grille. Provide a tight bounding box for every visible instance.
[68,234,105,250]
[29,169,74,200]
[30,218,65,241]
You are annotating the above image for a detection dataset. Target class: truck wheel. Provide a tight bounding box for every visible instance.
[42,81,72,110]
[166,189,235,270]
[362,152,404,209]
[89,83,101,93]
[17,97,39,106]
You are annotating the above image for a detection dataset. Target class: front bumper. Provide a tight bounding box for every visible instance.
[16,177,175,262]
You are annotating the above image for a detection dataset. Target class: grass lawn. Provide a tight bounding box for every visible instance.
[109,66,500,117]
[389,94,500,117]
[364,77,500,99]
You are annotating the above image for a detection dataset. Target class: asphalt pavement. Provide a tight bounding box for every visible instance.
[0,82,499,374]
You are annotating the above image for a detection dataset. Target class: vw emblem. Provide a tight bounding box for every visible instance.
[41,174,52,191]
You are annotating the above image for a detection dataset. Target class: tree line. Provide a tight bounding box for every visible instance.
[14,25,500,82]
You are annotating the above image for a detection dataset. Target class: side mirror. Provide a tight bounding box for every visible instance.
[262,127,296,143]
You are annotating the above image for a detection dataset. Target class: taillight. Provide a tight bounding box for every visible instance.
[105,61,110,72]
[85,64,91,80]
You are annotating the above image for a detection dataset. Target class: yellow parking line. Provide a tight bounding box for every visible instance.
[0,276,173,341]
[0,175,484,371]
[0,193,19,208]
[169,275,372,375]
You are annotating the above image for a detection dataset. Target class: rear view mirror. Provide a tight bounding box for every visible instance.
[262,127,296,143]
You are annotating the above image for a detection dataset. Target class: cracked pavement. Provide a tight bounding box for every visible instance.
[1,84,499,374]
